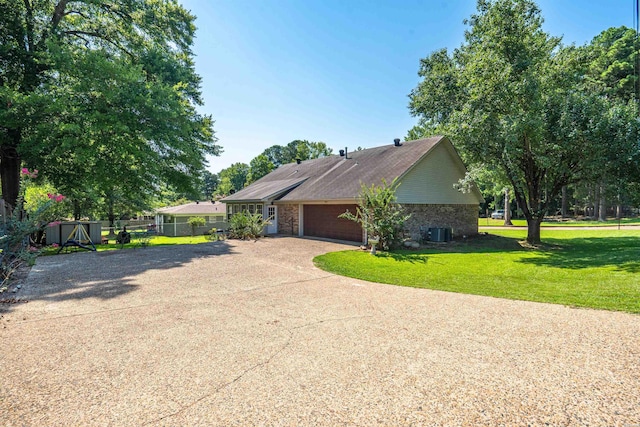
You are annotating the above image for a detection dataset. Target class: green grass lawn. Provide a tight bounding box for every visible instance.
[43,234,214,255]
[479,217,640,227]
[314,229,640,314]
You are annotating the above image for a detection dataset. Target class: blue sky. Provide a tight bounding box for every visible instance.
[179,0,637,173]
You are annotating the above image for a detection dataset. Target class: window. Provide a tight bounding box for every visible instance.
[248,204,255,214]
[215,215,224,222]
[240,204,247,212]
[256,204,263,215]
[229,204,239,221]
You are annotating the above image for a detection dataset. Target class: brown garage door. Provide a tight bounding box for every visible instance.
[303,204,363,242]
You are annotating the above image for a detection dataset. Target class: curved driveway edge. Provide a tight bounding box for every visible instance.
[1,237,639,425]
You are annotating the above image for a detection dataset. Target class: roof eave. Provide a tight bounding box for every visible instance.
[222,178,308,203]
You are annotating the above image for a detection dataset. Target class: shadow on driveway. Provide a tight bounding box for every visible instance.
[1,241,234,314]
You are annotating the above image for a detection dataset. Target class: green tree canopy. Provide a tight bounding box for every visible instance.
[0,0,220,213]
[246,154,274,185]
[408,0,639,243]
[583,26,640,213]
[201,171,219,200]
[215,162,249,196]
[586,26,640,102]
[260,140,332,167]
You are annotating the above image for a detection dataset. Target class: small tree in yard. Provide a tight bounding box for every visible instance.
[339,178,411,250]
[1,168,66,287]
[187,216,206,236]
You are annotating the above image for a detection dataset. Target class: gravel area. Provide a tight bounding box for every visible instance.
[1,236,639,426]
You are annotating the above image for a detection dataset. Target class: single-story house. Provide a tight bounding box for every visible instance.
[221,136,483,243]
[155,201,227,236]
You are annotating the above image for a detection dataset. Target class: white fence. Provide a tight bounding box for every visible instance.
[156,221,227,237]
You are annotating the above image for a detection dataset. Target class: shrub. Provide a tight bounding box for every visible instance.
[228,211,270,240]
[1,169,65,287]
[339,178,411,250]
[206,228,226,241]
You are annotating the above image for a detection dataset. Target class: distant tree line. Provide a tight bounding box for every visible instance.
[203,140,332,199]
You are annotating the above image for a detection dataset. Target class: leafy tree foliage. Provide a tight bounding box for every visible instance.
[246,154,274,184]
[586,26,640,102]
[215,163,249,196]
[260,140,332,167]
[1,169,65,275]
[24,182,72,222]
[214,140,332,195]
[408,0,639,243]
[0,0,219,215]
[201,171,219,200]
[186,216,206,236]
[339,178,410,250]
[583,26,640,217]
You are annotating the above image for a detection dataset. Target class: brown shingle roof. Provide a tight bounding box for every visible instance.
[222,136,444,203]
[222,178,308,202]
[156,201,226,215]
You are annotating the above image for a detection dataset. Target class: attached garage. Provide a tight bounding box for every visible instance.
[222,137,483,243]
[303,204,363,242]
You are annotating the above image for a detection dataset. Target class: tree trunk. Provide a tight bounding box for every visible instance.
[503,187,513,225]
[598,183,606,221]
[593,184,600,220]
[108,198,115,227]
[73,200,81,220]
[561,185,568,217]
[526,216,542,244]
[0,144,21,209]
[616,203,622,219]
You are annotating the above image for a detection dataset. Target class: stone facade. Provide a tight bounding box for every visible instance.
[277,204,299,236]
[402,204,478,241]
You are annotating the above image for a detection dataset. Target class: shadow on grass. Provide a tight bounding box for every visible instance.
[388,233,640,272]
[517,236,640,272]
[377,234,523,264]
[1,241,235,314]
[377,252,428,264]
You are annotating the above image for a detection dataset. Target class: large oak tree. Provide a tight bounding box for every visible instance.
[0,0,219,214]
[409,0,639,243]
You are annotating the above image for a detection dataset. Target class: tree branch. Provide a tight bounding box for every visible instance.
[51,0,69,31]
[23,0,34,52]
[100,3,133,22]
[67,32,91,47]
[62,30,134,58]
[63,9,90,20]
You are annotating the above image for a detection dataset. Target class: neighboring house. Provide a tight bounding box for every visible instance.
[155,201,227,237]
[221,136,483,243]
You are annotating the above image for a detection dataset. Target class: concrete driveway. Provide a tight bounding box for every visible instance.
[1,237,638,426]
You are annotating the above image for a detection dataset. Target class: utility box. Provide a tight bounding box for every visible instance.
[46,221,102,245]
[429,227,452,242]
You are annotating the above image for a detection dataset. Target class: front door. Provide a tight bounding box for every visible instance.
[266,205,277,234]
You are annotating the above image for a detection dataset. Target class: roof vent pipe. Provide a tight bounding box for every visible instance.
[339,149,345,157]
[394,138,402,147]
[296,158,301,164]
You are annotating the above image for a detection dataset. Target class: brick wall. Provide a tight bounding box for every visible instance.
[277,204,299,235]
[403,204,478,240]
